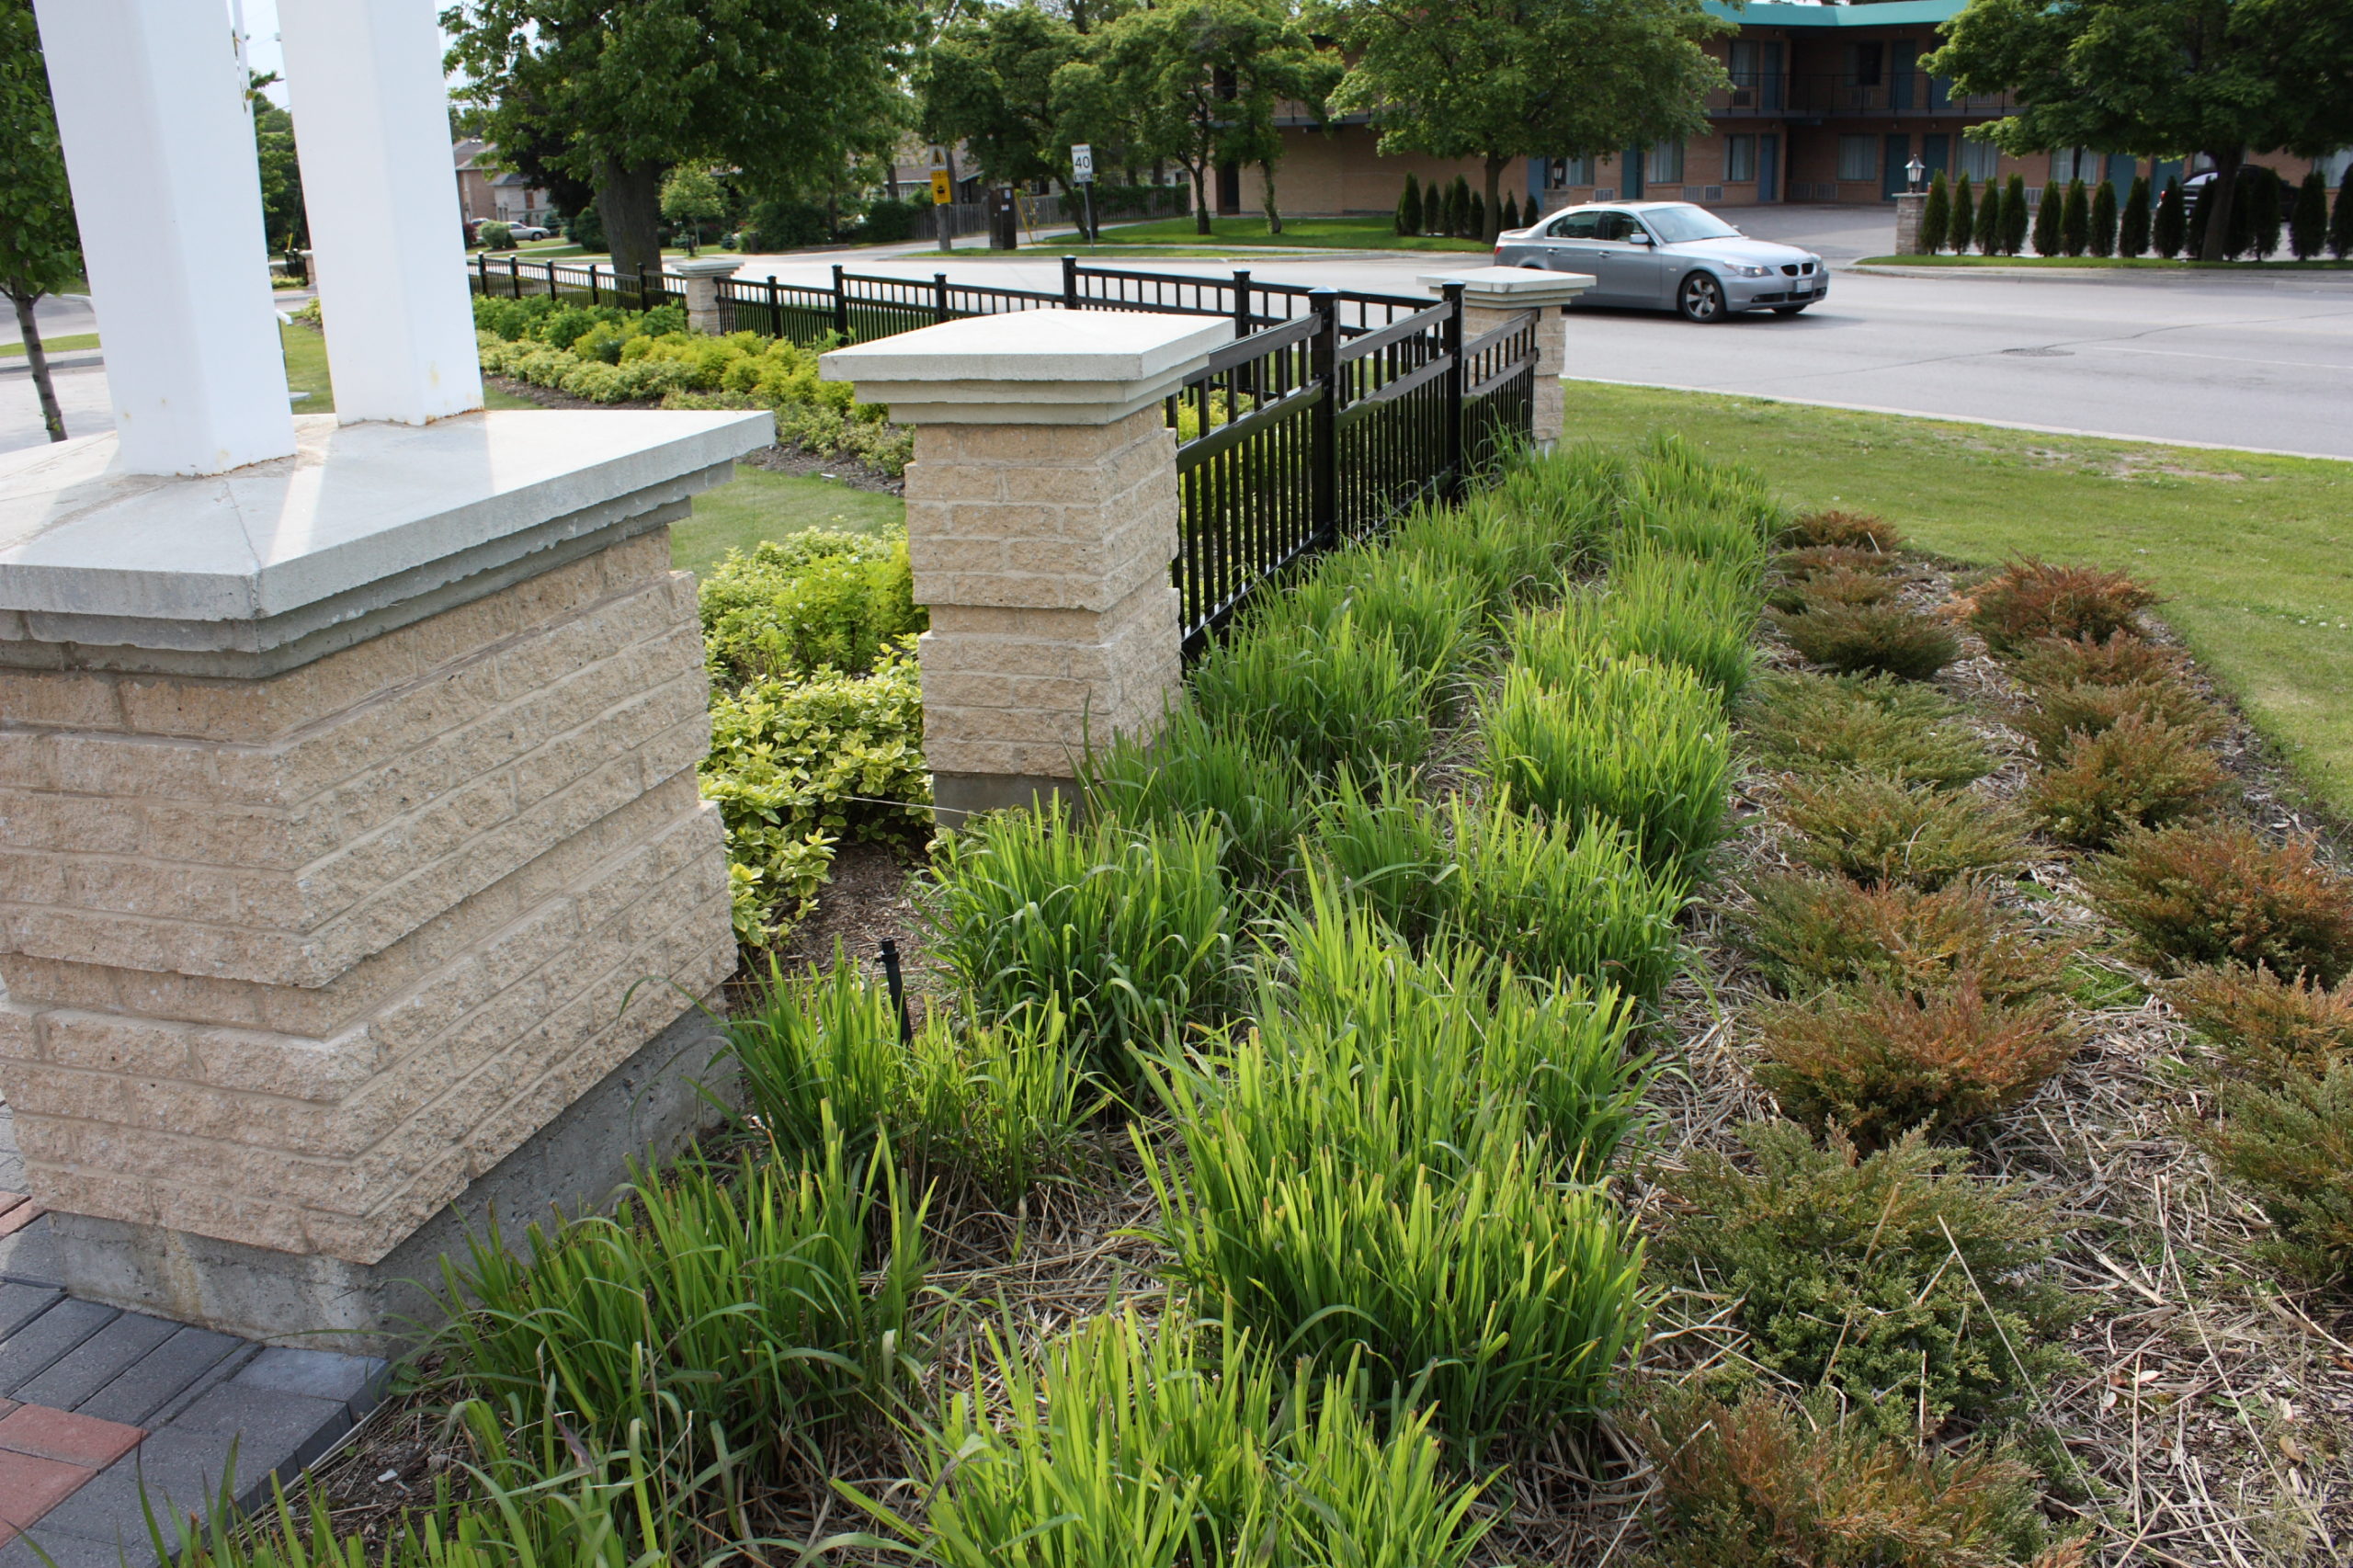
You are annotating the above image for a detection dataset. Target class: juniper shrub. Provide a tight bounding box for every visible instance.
[2083,822,2353,985]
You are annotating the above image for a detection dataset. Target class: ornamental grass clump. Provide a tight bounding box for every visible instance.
[925,803,1236,1075]
[1741,672,1993,789]
[1189,614,1436,781]
[723,955,1091,1203]
[440,1137,925,1484]
[1279,550,1487,687]
[2027,712,2226,847]
[1769,596,1961,681]
[1307,767,1456,948]
[1445,794,1691,1005]
[2082,821,2353,985]
[1485,439,1627,573]
[1619,433,1782,556]
[1755,978,2081,1144]
[1653,1122,2077,1439]
[1390,490,1572,619]
[1740,873,2069,1003]
[1084,707,1313,892]
[1481,657,1733,879]
[1146,1119,1648,1456]
[1239,889,1650,1182]
[1632,1385,2070,1568]
[1967,558,2160,653]
[1510,543,1761,699]
[883,1310,1493,1568]
[1777,771,2032,891]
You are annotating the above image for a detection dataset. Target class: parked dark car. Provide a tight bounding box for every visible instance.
[1494,201,1828,322]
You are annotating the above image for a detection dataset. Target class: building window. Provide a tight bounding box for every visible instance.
[1836,135,1876,182]
[2051,147,2094,184]
[1959,137,2000,182]
[2322,149,2353,184]
[1847,41,1882,86]
[1547,154,1596,188]
[1645,141,1685,184]
[1726,134,1757,183]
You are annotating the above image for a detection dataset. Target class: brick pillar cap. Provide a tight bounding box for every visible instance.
[1416,265,1596,312]
[821,310,1226,425]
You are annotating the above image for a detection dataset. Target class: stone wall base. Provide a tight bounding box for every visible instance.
[49,1002,739,1354]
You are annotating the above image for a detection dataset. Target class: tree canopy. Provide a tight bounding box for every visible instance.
[0,0,82,440]
[1927,0,2353,260]
[442,0,919,273]
[1324,0,1728,239]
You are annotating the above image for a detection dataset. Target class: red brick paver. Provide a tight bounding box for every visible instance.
[0,1447,96,1535]
[0,1192,44,1237]
[0,1403,145,1468]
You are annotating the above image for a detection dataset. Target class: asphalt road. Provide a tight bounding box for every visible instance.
[9,211,2350,460]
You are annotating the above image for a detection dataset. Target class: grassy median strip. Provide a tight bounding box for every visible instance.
[1564,381,2353,815]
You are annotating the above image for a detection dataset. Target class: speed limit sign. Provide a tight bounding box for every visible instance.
[1071,143,1095,184]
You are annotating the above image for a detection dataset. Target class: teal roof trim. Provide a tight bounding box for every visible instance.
[1700,1,1970,28]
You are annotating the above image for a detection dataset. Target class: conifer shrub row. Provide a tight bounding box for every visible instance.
[2027,711,2226,847]
[1776,770,2033,890]
[1741,873,2071,1004]
[1967,558,2160,653]
[2083,820,2353,986]
[2166,962,2353,1081]
[1781,506,1903,552]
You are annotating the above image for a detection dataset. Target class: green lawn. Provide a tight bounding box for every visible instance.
[672,464,905,577]
[1857,254,2353,269]
[1564,381,2353,813]
[1087,214,1489,252]
[279,323,540,415]
[1,333,98,357]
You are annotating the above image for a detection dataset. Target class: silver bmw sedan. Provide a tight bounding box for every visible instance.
[1495,201,1828,322]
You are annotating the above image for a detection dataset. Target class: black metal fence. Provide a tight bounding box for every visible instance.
[468,251,1537,653]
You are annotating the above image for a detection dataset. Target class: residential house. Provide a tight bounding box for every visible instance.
[453,138,554,227]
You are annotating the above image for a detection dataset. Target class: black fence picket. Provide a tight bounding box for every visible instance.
[465,253,1538,652]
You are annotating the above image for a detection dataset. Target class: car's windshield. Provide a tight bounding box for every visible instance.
[1643,206,1742,243]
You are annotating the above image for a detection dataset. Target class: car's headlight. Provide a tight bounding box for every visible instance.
[1732,264,1773,278]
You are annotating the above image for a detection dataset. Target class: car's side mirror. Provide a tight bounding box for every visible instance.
[1626,232,1652,244]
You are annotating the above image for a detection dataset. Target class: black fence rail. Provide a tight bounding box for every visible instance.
[470,255,686,312]
[1168,282,1539,653]
[467,251,1536,654]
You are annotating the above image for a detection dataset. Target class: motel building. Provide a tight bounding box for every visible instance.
[1254,0,2346,222]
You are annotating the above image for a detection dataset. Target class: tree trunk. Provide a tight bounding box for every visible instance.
[1259,159,1282,234]
[2197,149,2242,263]
[10,290,66,443]
[1191,163,1211,233]
[1483,155,1511,243]
[596,158,665,277]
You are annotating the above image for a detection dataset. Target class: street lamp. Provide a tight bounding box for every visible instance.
[1905,154,1926,192]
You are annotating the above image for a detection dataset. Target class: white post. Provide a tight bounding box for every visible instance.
[31,0,296,476]
[277,0,484,425]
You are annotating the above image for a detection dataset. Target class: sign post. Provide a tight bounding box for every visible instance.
[1071,142,1097,244]
[929,146,953,254]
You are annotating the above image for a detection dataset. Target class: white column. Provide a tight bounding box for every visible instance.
[278,0,484,425]
[32,0,296,476]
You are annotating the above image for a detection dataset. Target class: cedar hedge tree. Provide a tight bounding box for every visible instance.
[2154,176,2186,257]
[1424,179,1445,235]
[2249,167,2284,259]
[2004,173,2029,254]
[2334,168,2353,260]
[1398,171,1422,235]
[2289,168,2326,259]
[1974,177,2004,255]
[2090,177,2118,256]
[2120,173,2151,257]
[1948,172,1975,254]
[2033,181,2063,256]
[2060,177,2088,256]
[1920,170,1949,254]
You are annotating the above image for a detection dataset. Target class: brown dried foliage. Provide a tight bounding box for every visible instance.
[1741,873,2071,1003]
[2165,962,2353,1080]
[1756,978,2081,1144]
[1965,558,2161,654]
[1632,1384,2077,1568]
[1783,507,1905,552]
[2007,631,2190,693]
[2083,821,2353,985]
[2026,713,2227,848]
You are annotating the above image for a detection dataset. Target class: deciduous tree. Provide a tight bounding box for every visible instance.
[918,5,1088,190]
[1927,0,2353,263]
[443,0,917,276]
[0,0,80,442]
[1325,0,1727,242]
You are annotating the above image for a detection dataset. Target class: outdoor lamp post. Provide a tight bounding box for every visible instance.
[1905,154,1926,193]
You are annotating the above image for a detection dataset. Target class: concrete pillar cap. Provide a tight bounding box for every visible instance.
[1416,265,1597,312]
[821,310,1227,425]
[669,256,744,278]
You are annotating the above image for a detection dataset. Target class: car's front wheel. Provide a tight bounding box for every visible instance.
[1677,271,1728,323]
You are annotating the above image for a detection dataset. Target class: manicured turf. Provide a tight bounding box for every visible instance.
[1,332,98,357]
[1856,254,2353,269]
[1088,214,1489,252]
[1564,381,2353,814]
[672,464,905,577]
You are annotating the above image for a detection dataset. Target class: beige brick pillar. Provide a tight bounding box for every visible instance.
[0,407,769,1348]
[1420,266,1596,450]
[821,312,1227,820]
[1894,191,1930,256]
[670,256,740,335]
